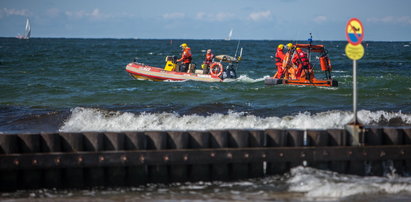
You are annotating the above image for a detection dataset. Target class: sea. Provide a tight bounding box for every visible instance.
[1,38,411,201]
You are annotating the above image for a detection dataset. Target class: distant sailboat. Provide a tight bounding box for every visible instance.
[16,18,31,39]
[225,29,233,41]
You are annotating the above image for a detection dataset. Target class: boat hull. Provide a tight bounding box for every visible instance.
[265,77,338,87]
[125,62,223,82]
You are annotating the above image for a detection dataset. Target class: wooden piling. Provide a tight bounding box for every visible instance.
[365,128,384,176]
[327,129,348,173]
[188,131,211,181]
[41,133,62,188]
[228,130,250,180]
[18,134,42,189]
[1,127,411,191]
[145,131,168,183]
[265,129,288,175]
[210,130,229,181]
[0,134,19,191]
[307,130,329,170]
[248,130,265,178]
[104,132,126,186]
[124,132,147,185]
[59,133,85,188]
[383,128,404,175]
[168,131,189,182]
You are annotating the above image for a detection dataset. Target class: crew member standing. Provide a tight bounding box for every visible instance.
[177,43,192,72]
[274,44,285,78]
[292,48,312,79]
[282,43,295,79]
[286,43,294,53]
[202,49,214,74]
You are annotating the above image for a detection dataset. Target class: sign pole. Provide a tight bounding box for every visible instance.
[353,59,358,124]
[344,17,365,146]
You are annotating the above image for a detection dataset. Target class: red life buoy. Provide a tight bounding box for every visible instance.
[210,62,223,77]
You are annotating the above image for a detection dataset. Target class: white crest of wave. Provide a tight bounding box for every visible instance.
[287,166,411,199]
[59,107,411,132]
[224,74,269,83]
[359,110,411,125]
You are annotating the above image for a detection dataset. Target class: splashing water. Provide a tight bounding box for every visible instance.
[59,107,411,132]
[287,166,411,200]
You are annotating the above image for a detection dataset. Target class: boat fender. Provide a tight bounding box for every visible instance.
[319,56,332,71]
[210,62,223,77]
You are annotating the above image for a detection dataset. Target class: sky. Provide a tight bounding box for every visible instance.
[1,0,411,41]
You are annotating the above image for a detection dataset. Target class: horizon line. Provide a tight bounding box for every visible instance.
[0,36,410,42]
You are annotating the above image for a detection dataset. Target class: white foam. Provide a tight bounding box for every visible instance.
[224,75,269,83]
[59,108,411,132]
[331,70,347,73]
[359,110,411,125]
[287,166,411,199]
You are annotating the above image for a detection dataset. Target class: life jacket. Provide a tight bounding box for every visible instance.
[275,48,285,66]
[179,47,192,64]
[205,53,214,64]
[299,52,310,67]
[293,51,310,67]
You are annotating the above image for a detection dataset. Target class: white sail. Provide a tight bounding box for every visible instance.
[17,18,30,39]
[225,29,233,41]
[25,18,31,39]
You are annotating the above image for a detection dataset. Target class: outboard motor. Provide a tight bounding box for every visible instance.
[214,55,238,79]
[222,64,237,79]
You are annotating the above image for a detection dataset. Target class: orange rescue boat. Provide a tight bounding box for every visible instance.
[265,44,338,87]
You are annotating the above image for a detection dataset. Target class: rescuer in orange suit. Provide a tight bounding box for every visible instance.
[202,49,214,74]
[292,48,312,79]
[177,43,192,72]
[274,44,285,78]
[282,43,295,79]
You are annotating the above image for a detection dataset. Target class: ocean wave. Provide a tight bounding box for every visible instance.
[224,75,269,83]
[287,166,411,199]
[59,107,411,132]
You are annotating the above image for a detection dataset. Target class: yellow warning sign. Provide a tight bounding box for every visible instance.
[345,43,364,60]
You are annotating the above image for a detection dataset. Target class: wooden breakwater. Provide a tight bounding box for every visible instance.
[1,127,411,191]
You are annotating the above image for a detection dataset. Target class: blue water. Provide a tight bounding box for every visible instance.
[1,38,411,133]
[1,37,411,201]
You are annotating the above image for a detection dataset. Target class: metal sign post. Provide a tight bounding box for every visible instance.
[353,59,358,124]
[344,18,365,145]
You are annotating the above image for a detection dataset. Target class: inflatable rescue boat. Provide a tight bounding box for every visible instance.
[126,54,241,82]
[265,43,338,87]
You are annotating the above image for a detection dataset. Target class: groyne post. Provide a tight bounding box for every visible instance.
[1,127,411,191]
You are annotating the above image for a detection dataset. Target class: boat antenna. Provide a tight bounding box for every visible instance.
[235,47,243,72]
[234,40,241,58]
[308,33,313,62]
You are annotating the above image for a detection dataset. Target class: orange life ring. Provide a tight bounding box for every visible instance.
[210,62,223,77]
